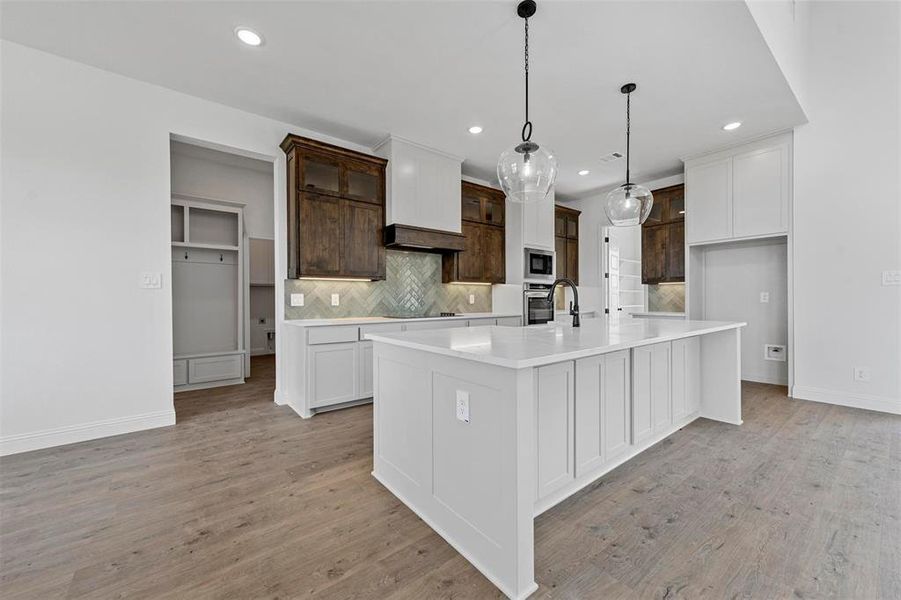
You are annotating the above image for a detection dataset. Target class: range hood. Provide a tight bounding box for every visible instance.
[375,135,465,253]
[383,224,465,252]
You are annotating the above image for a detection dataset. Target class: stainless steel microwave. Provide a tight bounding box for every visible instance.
[524,247,554,282]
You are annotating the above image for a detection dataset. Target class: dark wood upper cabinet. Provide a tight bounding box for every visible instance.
[282,134,388,280]
[554,205,581,285]
[442,181,506,284]
[640,184,685,284]
[299,193,342,277]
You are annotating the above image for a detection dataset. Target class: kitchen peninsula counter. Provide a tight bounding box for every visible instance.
[369,316,745,599]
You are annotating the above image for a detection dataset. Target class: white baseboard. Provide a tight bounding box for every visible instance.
[791,385,901,415]
[0,409,176,457]
[743,374,788,386]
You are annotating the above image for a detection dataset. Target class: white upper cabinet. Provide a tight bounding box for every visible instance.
[686,157,732,244]
[685,133,791,245]
[732,141,790,238]
[375,135,463,233]
[249,237,275,285]
[522,189,556,250]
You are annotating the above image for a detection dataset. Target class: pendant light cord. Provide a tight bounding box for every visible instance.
[522,17,532,142]
[625,90,631,185]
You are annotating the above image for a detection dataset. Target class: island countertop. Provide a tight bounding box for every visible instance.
[366,317,746,369]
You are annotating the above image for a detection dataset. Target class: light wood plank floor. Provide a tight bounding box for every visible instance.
[2,355,899,599]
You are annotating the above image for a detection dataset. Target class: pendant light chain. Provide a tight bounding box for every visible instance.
[522,16,532,142]
[625,89,631,185]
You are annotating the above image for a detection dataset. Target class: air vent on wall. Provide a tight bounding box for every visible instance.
[599,152,624,163]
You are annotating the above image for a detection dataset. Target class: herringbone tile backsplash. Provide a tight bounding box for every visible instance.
[284,250,492,319]
[647,283,685,313]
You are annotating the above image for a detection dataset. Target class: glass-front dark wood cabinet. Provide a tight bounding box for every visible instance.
[443,181,506,284]
[641,184,685,284]
[281,134,388,280]
[554,205,580,284]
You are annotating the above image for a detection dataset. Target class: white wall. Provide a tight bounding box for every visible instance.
[0,41,368,454]
[701,238,788,385]
[170,142,274,239]
[791,1,900,413]
[745,0,810,113]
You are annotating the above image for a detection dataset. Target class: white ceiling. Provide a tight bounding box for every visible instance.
[1,0,806,200]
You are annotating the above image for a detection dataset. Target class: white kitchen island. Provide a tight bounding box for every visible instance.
[367,317,745,599]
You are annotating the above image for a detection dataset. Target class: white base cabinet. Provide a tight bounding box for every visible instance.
[534,337,702,508]
[308,342,358,408]
[285,316,522,417]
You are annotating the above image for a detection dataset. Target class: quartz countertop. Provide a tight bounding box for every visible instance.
[366,317,745,369]
[284,312,520,328]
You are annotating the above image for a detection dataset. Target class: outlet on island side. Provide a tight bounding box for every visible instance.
[853,367,872,382]
[455,390,470,423]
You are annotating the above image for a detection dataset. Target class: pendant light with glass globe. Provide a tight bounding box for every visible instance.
[604,83,654,226]
[497,0,558,204]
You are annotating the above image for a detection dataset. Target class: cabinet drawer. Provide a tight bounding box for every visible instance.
[467,317,495,327]
[308,326,360,345]
[359,322,404,340]
[188,354,243,384]
[496,316,522,327]
[173,359,188,386]
[403,319,468,332]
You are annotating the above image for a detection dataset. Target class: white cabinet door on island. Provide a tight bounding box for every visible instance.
[535,362,574,499]
[575,349,631,477]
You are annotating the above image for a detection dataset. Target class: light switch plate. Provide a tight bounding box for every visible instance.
[140,272,162,289]
[882,270,901,286]
[759,292,769,303]
[455,390,470,423]
[331,293,340,306]
[290,293,304,307]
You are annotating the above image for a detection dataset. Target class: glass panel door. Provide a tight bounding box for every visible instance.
[300,154,340,196]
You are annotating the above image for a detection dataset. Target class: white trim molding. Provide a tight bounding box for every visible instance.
[791,386,901,415]
[0,410,176,456]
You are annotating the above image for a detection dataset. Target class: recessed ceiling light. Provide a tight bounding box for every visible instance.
[468,126,483,134]
[722,121,742,131]
[578,170,590,176]
[235,27,263,47]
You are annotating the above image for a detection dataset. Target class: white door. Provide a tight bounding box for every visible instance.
[686,157,733,244]
[632,346,654,444]
[535,361,574,500]
[308,342,358,408]
[650,342,673,435]
[575,350,631,476]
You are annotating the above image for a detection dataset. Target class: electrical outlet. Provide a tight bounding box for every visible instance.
[331,293,340,307]
[882,270,901,286]
[455,390,470,423]
[140,272,162,289]
[853,367,871,382]
[468,294,475,305]
[290,293,304,307]
[759,292,769,303]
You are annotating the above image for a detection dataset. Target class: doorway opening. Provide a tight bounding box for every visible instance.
[169,138,276,418]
